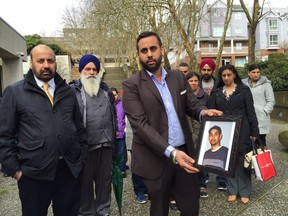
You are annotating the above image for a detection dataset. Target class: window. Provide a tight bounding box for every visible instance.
[209,44,214,53]
[269,20,278,31]
[235,27,242,34]
[269,34,278,46]
[234,13,242,20]
[236,43,242,50]
[213,27,222,37]
[235,58,246,67]
[214,9,221,17]
[213,27,231,37]
[222,59,230,65]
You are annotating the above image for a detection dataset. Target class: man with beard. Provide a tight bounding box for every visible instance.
[0,44,86,216]
[122,31,223,216]
[70,54,116,216]
[199,58,218,95]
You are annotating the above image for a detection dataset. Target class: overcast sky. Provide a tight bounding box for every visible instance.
[1,0,288,37]
[0,0,77,36]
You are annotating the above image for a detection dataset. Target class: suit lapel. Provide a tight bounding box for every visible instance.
[140,69,165,107]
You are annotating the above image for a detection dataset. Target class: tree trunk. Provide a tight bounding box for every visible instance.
[240,0,263,64]
[215,0,234,71]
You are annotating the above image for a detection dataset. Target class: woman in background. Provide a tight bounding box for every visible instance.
[186,72,210,198]
[208,64,259,204]
[242,64,275,149]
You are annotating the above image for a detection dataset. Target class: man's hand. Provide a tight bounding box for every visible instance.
[201,109,223,117]
[14,170,22,181]
[174,150,199,173]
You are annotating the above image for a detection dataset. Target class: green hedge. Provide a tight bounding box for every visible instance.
[237,53,288,91]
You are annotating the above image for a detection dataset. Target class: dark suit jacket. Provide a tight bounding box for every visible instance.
[122,68,206,179]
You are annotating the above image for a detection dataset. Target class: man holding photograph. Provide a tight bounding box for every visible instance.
[122,31,223,216]
[203,125,228,170]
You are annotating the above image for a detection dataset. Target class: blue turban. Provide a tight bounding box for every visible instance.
[78,54,101,72]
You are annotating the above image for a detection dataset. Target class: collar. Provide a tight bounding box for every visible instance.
[146,67,167,83]
[34,76,56,89]
[211,145,223,152]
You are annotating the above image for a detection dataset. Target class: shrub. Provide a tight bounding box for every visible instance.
[239,54,288,91]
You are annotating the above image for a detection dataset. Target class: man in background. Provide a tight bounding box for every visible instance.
[70,54,116,216]
[178,62,189,76]
[199,58,218,95]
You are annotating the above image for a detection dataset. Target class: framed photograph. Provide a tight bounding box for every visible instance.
[195,115,242,177]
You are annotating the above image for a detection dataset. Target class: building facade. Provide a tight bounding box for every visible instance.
[169,1,288,69]
[0,17,27,97]
[255,9,288,60]
[196,1,249,67]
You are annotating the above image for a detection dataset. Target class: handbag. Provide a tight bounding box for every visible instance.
[244,148,262,169]
[250,138,276,181]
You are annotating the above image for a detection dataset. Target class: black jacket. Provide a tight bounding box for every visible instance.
[0,70,87,180]
[208,84,259,153]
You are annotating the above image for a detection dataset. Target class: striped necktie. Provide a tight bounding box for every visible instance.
[43,83,54,105]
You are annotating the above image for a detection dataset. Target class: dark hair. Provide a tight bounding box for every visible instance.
[248,63,261,72]
[136,31,163,51]
[110,87,118,94]
[216,64,243,88]
[179,62,189,67]
[186,72,200,81]
[209,125,222,134]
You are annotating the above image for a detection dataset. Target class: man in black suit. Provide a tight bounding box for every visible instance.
[0,45,86,216]
[122,31,223,216]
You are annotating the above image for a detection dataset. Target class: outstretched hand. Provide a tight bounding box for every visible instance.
[175,151,199,173]
[201,109,223,117]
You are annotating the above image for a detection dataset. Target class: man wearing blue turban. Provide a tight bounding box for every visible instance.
[70,54,116,216]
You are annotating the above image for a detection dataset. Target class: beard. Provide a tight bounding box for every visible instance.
[140,55,162,73]
[202,74,212,81]
[80,73,101,97]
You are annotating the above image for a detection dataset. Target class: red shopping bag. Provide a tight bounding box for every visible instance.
[252,150,276,181]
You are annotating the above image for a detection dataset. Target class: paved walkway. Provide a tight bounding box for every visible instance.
[0,119,287,215]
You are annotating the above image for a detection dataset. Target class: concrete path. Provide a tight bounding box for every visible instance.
[0,119,287,215]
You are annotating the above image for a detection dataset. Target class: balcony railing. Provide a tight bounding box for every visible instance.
[199,46,248,54]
